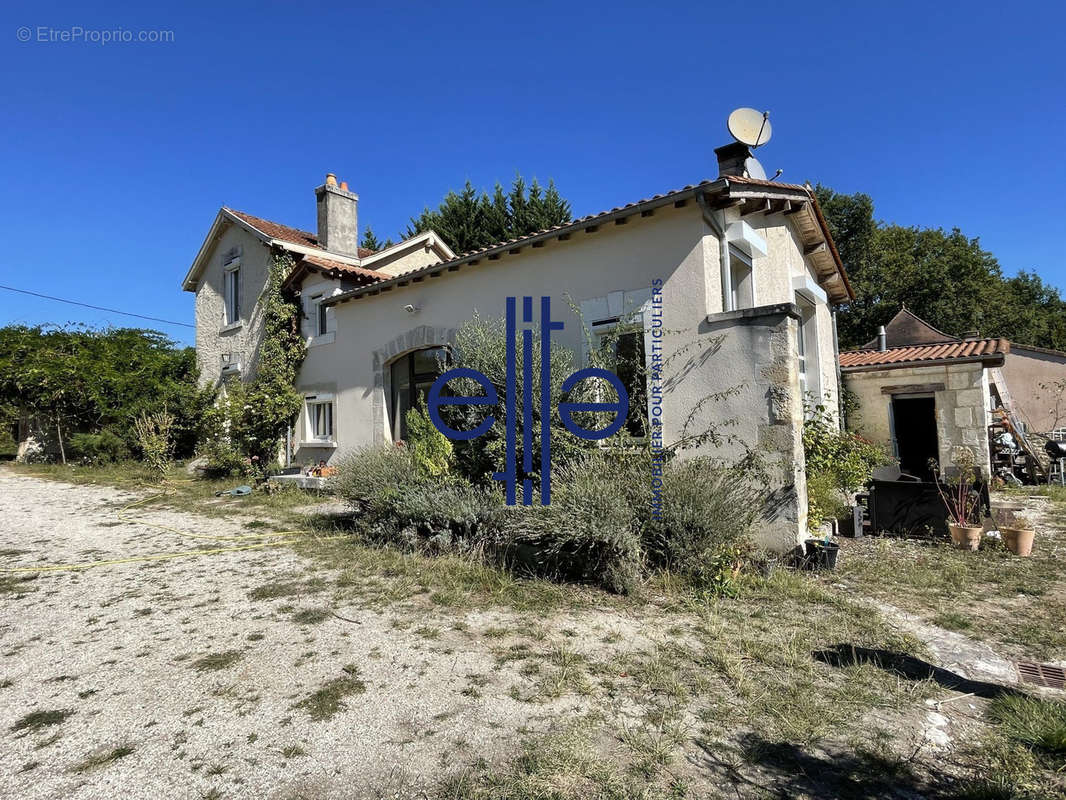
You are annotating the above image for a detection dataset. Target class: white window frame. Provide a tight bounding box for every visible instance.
[223,259,241,327]
[795,296,821,406]
[579,288,654,441]
[316,297,329,336]
[303,281,337,346]
[304,393,335,444]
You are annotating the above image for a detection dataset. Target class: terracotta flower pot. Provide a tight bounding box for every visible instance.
[949,524,982,551]
[1001,528,1035,557]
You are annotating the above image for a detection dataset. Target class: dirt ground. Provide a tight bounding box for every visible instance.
[0,472,626,799]
[2,469,1063,799]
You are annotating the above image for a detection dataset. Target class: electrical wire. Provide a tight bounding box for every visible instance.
[0,284,195,329]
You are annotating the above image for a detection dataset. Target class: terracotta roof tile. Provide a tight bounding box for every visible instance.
[226,208,374,258]
[325,176,850,306]
[302,254,390,283]
[722,174,810,192]
[840,338,1010,369]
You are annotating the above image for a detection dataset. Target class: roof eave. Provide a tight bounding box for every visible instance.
[324,181,733,307]
[840,353,1007,373]
[181,209,232,292]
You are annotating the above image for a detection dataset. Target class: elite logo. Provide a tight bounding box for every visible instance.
[427,296,629,506]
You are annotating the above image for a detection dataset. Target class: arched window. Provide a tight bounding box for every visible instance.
[389,347,448,441]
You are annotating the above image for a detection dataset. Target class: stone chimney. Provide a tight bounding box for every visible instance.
[714,141,752,178]
[315,173,359,257]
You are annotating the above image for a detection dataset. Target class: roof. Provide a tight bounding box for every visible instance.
[861,307,958,349]
[225,209,375,258]
[840,338,1010,371]
[324,175,854,308]
[183,205,457,293]
[288,253,390,287]
[1008,342,1066,360]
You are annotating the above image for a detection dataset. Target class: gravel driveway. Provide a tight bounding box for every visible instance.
[0,472,592,799]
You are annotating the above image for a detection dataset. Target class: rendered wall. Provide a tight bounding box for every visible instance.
[1001,348,1066,434]
[312,203,837,547]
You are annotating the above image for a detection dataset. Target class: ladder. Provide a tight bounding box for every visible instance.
[988,368,1048,482]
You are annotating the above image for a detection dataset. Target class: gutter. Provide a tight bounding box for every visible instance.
[695,190,732,312]
[832,305,845,430]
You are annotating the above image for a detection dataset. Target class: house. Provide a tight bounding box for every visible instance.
[840,307,1066,482]
[183,145,854,548]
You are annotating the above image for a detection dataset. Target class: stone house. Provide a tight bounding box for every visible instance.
[183,147,854,548]
[840,307,1066,481]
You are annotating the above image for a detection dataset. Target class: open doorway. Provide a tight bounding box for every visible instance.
[891,396,939,479]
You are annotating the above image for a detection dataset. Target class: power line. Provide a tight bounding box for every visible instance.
[0,284,195,329]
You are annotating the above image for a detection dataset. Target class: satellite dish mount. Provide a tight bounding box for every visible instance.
[719,107,775,181]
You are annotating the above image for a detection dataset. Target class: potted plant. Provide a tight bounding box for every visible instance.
[804,536,840,570]
[930,450,983,551]
[993,508,1035,557]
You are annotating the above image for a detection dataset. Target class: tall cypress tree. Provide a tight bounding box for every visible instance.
[406,173,571,253]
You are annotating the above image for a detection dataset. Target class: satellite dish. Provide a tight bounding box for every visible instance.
[744,157,767,181]
[728,108,772,148]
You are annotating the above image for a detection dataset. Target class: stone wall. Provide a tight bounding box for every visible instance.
[704,304,807,549]
[844,362,992,476]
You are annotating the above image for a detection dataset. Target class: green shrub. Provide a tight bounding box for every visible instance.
[332,445,497,550]
[438,312,598,483]
[805,469,849,531]
[198,438,249,479]
[332,441,760,595]
[803,401,886,530]
[498,452,645,594]
[405,407,452,477]
[69,429,130,464]
[134,408,175,480]
[332,444,420,514]
[644,457,759,593]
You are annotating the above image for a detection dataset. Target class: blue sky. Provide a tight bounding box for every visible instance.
[2,0,1064,346]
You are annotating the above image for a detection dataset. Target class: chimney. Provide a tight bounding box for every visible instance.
[877,326,887,352]
[714,141,752,178]
[315,173,359,257]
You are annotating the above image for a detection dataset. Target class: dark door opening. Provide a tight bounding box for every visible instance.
[892,396,939,479]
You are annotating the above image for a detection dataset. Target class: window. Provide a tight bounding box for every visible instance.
[389,347,448,441]
[308,293,328,336]
[224,265,240,325]
[796,298,819,402]
[727,245,754,311]
[317,300,329,336]
[306,395,334,441]
[591,317,648,438]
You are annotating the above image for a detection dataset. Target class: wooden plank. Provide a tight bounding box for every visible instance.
[880,383,945,394]
[742,199,771,217]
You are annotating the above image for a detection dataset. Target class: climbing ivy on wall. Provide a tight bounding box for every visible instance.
[201,253,307,475]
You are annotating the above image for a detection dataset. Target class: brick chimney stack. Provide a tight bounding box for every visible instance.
[715,141,753,178]
[315,173,359,257]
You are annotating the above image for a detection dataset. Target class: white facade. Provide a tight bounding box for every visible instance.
[186,175,852,548]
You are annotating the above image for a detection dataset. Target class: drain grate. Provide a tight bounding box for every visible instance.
[1016,660,1066,689]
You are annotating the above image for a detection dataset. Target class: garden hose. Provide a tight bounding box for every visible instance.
[1,485,346,574]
